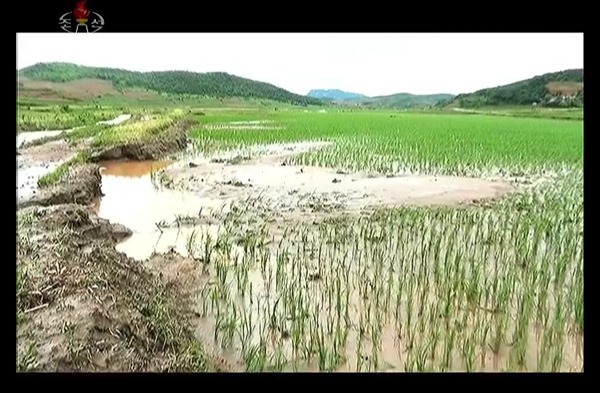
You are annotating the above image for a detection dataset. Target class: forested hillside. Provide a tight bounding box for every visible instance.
[357,93,455,108]
[443,69,583,108]
[19,62,323,106]
[308,89,368,101]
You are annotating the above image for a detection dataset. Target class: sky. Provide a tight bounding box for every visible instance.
[17,33,583,97]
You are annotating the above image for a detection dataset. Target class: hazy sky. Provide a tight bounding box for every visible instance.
[17,33,583,97]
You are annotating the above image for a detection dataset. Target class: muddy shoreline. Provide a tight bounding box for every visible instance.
[17,120,235,372]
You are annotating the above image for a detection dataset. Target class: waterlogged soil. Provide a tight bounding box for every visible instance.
[17,133,535,372]
[167,141,514,212]
[92,141,515,261]
[86,141,584,373]
[17,114,133,204]
[16,116,239,372]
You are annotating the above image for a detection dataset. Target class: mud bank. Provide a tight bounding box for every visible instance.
[17,140,87,206]
[88,120,192,162]
[16,119,234,372]
[17,114,133,204]
[19,164,103,209]
[17,204,227,372]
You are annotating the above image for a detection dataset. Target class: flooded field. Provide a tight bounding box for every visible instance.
[16,114,132,203]
[79,139,584,372]
[92,141,514,261]
[17,110,583,373]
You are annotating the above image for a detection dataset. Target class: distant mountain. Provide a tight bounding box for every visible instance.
[308,89,368,101]
[18,62,324,106]
[356,93,456,109]
[444,69,584,108]
[308,88,454,109]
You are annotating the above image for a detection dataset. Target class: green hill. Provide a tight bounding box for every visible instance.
[353,92,455,109]
[444,69,583,108]
[18,62,323,106]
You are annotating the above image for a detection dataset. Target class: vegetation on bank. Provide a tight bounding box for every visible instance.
[442,69,583,108]
[37,151,90,188]
[19,62,323,107]
[91,115,181,147]
[35,114,187,188]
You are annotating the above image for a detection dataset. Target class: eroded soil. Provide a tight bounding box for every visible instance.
[17,203,234,371]
[17,140,85,205]
[16,121,235,372]
[93,141,515,261]
[88,119,192,162]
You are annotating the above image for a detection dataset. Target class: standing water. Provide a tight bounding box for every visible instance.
[95,160,223,260]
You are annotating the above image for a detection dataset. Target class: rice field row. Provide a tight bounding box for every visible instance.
[180,110,584,372]
[190,112,582,177]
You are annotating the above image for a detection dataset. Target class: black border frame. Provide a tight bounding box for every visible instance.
[12,1,589,383]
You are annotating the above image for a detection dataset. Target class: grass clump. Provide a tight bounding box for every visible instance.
[37,151,90,188]
[66,124,111,142]
[91,116,176,147]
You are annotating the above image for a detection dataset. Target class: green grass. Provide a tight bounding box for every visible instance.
[91,116,177,147]
[444,106,583,121]
[37,151,90,188]
[17,105,122,132]
[191,111,582,176]
[184,109,583,372]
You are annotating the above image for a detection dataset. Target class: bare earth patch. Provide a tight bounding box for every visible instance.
[167,141,514,212]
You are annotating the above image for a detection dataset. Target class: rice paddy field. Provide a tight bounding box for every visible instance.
[173,110,584,372]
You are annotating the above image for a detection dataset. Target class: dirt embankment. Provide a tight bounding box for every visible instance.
[17,204,227,371]
[18,119,194,210]
[88,120,193,162]
[16,120,230,372]
[20,164,103,209]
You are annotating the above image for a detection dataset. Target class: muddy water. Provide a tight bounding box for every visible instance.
[17,114,134,204]
[95,160,225,261]
[17,114,132,148]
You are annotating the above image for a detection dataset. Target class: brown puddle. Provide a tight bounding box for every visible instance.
[98,160,172,177]
[94,160,223,261]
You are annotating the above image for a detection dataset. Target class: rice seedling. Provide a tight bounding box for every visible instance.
[173,110,583,372]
